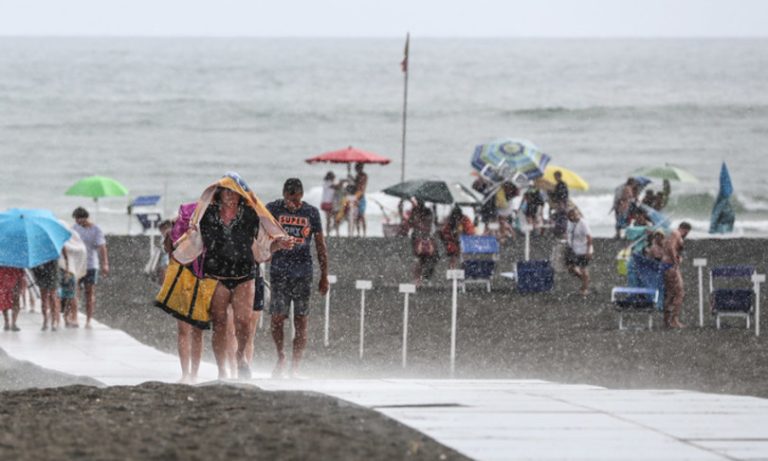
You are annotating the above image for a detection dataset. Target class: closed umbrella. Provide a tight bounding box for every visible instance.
[0,208,71,268]
[710,162,735,234]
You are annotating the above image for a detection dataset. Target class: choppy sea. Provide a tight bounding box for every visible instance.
[1,38,767,237]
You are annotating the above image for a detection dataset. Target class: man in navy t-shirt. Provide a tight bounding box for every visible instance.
[267,178,329,378]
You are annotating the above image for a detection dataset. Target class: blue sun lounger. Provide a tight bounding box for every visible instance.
[459,235,499,293]
[611,287,660,330]
[612,254,670,330]
[129,195,162,233]
[709,265,755,329]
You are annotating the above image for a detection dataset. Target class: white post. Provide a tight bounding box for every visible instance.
[324,275,337,347]
[356,280,373,359]
[290,301,295,340]
[524,228,531,261]
[693,258,707,328]
[446,269,465,377]
[399,283,416,368]
[753,273,765,337]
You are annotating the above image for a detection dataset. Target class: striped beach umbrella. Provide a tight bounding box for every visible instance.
[471,139,551,183]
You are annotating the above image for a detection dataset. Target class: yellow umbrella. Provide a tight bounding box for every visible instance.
[540,165,589,191]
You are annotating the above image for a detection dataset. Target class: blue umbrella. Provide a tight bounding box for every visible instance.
[639,204,671,232]
[0,208,71,268]
[471,138,551,183]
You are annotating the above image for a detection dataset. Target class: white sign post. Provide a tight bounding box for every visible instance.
[693,258,707,328]
[753,273,765,337]
[290,300,295,340]
[399,283,416,368]
[446,269,465,377]
[323,275,337,347]
[356,280,373,359]
[524,228,531,261]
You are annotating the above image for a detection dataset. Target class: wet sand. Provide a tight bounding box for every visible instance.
[0,380,467,461]
[99,235,768,398]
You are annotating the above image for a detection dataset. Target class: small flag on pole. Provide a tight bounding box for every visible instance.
[400,33,410,73]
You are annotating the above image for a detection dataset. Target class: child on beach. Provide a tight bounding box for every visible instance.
[58,267,77,325]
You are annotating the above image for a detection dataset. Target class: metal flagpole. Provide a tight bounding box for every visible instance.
[400,33,410,182]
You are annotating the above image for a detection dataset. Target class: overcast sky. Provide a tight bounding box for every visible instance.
[1,0,766,37]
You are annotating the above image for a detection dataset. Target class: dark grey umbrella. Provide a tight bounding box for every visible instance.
[382,179,454,204]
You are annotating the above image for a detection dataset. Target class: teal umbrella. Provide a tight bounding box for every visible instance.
[0,208,71,268]
[634,165,698,183]
[65,175,129,202]
[382,180,454,204]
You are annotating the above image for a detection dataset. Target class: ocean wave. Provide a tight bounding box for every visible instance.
[499,103,768,120]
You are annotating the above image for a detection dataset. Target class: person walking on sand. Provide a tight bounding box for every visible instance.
[320,171,340,234]
[1,266,23,332]
[662,222,691,329]
[565,208,593,297]
[614,178,637,238]
[72,207,109,329]
[267,178,329,378]
[440,205,475,269]
[350,163,368,236]
[403,199,439,285]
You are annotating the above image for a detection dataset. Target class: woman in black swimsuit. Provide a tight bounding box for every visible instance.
[200,187,260,379]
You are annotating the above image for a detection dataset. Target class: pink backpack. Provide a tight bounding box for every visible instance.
[171,202,204,277]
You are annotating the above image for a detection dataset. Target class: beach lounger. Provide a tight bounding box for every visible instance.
[516,260,554,294]
[627,254,670,311]
[129,195,162,233]
[459,235,498,293]
[709,265,755,329]
[611,287,659,330]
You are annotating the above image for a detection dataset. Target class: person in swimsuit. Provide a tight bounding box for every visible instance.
[199,187,263,379]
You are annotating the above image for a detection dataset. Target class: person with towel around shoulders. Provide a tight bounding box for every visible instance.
[172,172,291,380]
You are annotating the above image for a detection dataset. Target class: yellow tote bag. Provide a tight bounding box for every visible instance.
[155,259,218,329]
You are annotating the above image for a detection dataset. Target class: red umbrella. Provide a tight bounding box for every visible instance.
[306,146,391,170]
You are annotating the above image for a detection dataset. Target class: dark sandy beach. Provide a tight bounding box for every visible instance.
[99,235,768,398]
[0,379,467,461]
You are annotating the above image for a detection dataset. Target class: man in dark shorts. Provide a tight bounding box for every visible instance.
[565,208,593,297]
[72,207,109,329]
[267,178,329,378]
[31,259,60,331]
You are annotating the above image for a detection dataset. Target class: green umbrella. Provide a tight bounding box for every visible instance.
[65,175,129,201]
[382,179,454,204]
[634,165,699,183]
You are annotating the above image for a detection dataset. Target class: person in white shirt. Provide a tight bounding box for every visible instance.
[71,207,109,328]
[565,208,593,297]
